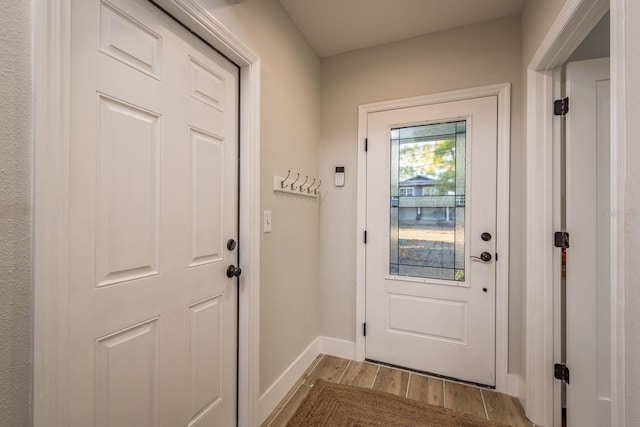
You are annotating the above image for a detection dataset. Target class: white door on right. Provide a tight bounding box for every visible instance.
[365,96,498,386]
[566,57,611,427]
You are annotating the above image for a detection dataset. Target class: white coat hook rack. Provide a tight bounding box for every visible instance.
[273,170,320,198]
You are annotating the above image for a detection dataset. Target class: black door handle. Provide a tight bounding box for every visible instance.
[470,252,492,262]
[226,265,242,278]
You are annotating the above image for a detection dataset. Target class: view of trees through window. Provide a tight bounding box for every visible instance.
[398,137,456,196]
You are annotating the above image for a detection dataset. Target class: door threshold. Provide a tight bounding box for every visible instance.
[365,358,495,390]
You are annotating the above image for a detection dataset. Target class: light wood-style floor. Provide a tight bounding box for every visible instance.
[262,354,534,427]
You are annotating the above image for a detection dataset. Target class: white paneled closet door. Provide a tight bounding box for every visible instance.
[68,0,239,425]
[565,57,611,427]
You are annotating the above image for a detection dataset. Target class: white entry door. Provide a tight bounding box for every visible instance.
[366,96,498,386]
[565,57,611,427]
[68,0,239,425]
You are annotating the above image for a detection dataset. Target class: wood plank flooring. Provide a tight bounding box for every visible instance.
[262,354,534,427]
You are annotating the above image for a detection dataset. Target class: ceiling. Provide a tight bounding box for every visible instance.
[277,0,526,58]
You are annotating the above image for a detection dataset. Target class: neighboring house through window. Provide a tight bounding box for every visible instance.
[398,175,437,197]
[399,187,414,196]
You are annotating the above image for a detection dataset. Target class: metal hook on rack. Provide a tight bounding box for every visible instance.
[273,172,319,198]
[313,180,322,194]
[280,170,291,189]
[299,176,309,192]
[306,178,316,194]
[290,173,301,190]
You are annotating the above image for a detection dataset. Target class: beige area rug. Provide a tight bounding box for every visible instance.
[287,380,508,427]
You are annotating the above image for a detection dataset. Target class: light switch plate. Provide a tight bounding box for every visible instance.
[263,211,272,233]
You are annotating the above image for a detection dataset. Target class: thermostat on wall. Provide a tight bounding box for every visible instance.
[335,166,345,187]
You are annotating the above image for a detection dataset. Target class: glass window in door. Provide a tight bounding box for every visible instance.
[389,121,466,282]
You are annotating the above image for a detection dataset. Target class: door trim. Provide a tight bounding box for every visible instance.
[355,83,511,393]
[523,0,620,425]
[610,4,627,427]
[32,1,262,426]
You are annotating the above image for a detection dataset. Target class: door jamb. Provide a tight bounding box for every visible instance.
[355,83,511,393]
[523,0,624,426]
[551,65,564,427]
[32,1,262,426]
[610,2,627,425]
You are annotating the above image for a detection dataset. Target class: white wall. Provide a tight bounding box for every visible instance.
[625,0,640,424]
[318,15,524,375]
[519,0,571,392]
[195,0,322,395]
[0,2,32,426]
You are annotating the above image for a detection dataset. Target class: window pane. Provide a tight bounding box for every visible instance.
[389,121,466,282]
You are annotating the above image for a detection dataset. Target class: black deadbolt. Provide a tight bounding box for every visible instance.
[482,287,488,293]
[227,239,237,251]
[481,232,492,242]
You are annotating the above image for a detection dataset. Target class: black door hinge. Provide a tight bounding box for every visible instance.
[554,232,570,248]
[554,363,570,383]
[364,230,367,244]
[554,97,569,116]
[363,323,366,337]
[365,138,368,152]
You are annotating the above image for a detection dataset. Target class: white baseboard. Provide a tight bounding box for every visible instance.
[507,373,520,397]
[258,336,357,424]
[508,373,526,408]
[319,336,357,361]
[258,337,321,424]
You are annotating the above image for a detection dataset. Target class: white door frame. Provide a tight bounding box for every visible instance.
[523,0,625,425]
[355,83,511,393]
[32,1,262,426]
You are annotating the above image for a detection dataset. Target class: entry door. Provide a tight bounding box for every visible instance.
[565,57,611,427]
[366,97,498,386]
[68,0,239,425]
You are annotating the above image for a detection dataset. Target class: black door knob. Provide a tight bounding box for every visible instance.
[226,265,242,278]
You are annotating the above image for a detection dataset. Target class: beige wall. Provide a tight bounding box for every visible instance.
[0,2,32,426]
[318,15,524,374]
[522,0,570,65]
[626,0,640,424]
[195,0,322,394]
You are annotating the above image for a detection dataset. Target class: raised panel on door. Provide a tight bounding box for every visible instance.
[95,318,159,427]
[96,95,161,287]
[189,128,225,267]
[189,56,226,111]
[387,294,469,345]
[99,1,162,78]
[187,296,224,426]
